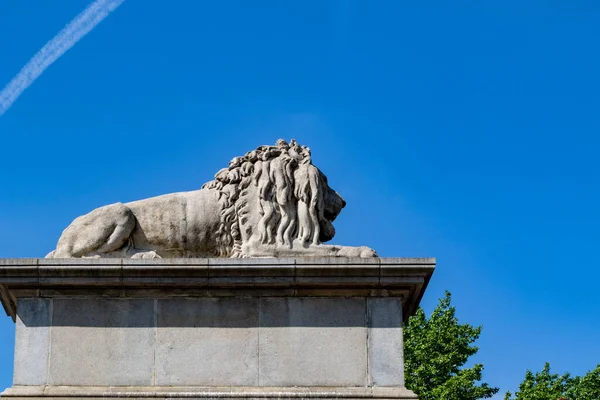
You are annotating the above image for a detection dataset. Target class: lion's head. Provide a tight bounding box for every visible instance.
[201,139,349,258]
[316,169,346,243]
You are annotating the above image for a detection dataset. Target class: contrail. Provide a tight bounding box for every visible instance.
[0,0,126,117]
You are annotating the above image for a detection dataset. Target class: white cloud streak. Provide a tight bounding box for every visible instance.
[0,0,126,117]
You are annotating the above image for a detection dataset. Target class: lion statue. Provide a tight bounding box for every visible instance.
[46,139,377,258]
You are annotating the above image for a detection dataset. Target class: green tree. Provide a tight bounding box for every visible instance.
[573,364,600,400]
[503,363,574,400]
[571,364,600,399]
[505,363,600,400]
[404,291,499,400]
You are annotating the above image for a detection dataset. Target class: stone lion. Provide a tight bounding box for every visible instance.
[46,139,377,258]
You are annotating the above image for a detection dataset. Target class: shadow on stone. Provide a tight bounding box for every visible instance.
[19,297,402,328]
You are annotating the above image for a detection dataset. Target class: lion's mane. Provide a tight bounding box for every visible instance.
[201,139,326,258]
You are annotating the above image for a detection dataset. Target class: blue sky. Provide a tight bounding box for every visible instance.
[1,1,599,397]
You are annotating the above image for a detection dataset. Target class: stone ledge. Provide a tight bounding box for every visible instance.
[1,386,418,399]
[0,257,435,266]
[0,258,434,323]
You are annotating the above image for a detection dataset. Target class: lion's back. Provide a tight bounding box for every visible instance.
[125,189,222,257]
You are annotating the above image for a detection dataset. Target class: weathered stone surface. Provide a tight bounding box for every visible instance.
[1,385,419,399]
[258,298,367,386]
[0,259,432,400]
[48,298,155,386]
[45,140,377,259]
[0,258,436,323]
[14,298,51,385]
[367,298,405,386]
[156,298,259,386]
[11,296,408,389]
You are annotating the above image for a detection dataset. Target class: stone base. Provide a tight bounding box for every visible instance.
[0,258,434,400]
[11,297,406,387]
[2,386,418,400]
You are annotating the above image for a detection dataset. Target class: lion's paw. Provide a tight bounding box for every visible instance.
[335,246,378,258]
[130,250,162,259]
[359,246,379,258]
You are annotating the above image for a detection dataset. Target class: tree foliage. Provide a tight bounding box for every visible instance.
[504,362,600,400]
[404,291,499,400]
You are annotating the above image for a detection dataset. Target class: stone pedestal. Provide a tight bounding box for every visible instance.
[0,258,434,400]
